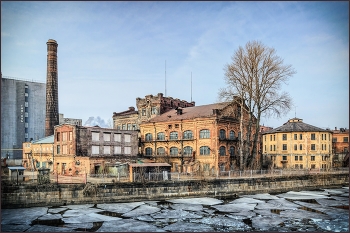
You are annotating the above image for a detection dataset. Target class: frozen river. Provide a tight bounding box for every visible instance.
[1,187,349,232]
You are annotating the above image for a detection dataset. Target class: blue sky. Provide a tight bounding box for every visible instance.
[1,1,349,129]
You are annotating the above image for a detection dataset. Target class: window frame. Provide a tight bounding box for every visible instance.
[199,129,210,139]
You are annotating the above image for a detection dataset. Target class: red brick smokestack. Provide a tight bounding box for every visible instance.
[45,39,59,136]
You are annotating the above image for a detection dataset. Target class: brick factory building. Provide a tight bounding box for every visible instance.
[331,127,349,167]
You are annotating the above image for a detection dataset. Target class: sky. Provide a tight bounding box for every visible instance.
[1,1,349,129]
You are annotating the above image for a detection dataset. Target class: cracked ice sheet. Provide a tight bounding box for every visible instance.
[64,204,95,209]
[62,208,101,217]
[277,191,329,200]
[97,202,145,214]
[191,215,250,230]
[38,213,62,221]
[167,197,223,205]
[293,200,349,219]
[122,204,161,217]
[226,210,256,219]
[212,203,256,213]
[48,207,68,214]
[96,219,165,232]
[230,197,265,204]
[1,207,48,225]
[311,218,349,232]
[323,188,348,195]
[316,197,349,207]
[251,215,286,231]
[151,209,202,220]
[163,221,215,232]
[170,203,203,211]
[254,198,301,210]
[0,224,31,232]
[243,193,279,200]
[279,208,331,220]
[25,224,74,232]
[299,190,331,196]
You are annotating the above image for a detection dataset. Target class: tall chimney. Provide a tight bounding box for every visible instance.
[45,39,59,136]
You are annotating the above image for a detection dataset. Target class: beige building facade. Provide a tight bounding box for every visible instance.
[262,118,332,169]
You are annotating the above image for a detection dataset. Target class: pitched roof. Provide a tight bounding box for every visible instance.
[32,135,54,144]
[262,118,329,134]
[146,102,230,123]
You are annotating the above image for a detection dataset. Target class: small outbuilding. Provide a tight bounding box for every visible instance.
[129,163,171,182]
[7,166,26,184]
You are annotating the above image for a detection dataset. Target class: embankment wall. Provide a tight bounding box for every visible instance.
[1,174,348,208]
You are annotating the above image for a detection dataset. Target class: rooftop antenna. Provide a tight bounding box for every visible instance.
[165,60,167,97]
[191,72,192,102]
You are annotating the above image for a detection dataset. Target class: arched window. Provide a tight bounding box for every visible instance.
[157,132,165,140]
[219,146,226,156]
[199,129,210,139]
[183,130,193,139]
[230,146,235,157]
[183,146,193,156]
[145,147,153,156]
[157,147,165,156]
[169,131,178,140]
[200,146,210,155]
[229,130,235,140]
[170,147,178,156]
[219,129,226,139]
[145,133,152,141]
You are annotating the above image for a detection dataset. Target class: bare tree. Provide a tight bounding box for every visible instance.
[219,41,295,169]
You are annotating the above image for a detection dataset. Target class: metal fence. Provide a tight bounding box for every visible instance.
[4,167,347,185]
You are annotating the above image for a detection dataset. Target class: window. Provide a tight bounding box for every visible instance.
[25,112,28,117]
[57,145,60,154]
[273,135,276,141]
[294,134,297,140]
[25,102,28,107]
[311,144,315,150]
[230,146,235,157]
[92,146,99,154]
[299,156,303,161]
[183,146,193,156]
[282,144,287,150]
[183,130,193,139]
[282,134,287,140]
[200,129,210,139]
[300,144,302,150]
[175,124,179,128]
[69,132,73,141]
[219,146,226,156]
[300,164,303,169]
[168,125,172,129]
[295,164,299,169]
[114,146,121,154]
[219,129,226,139]
[157,147,165,156]
[57,132,60,141]
[117,125,121,130]
[124,134,131,142]
[270,145,272,151]
[230,131,235,140]
[145,147,153,156]
[295,156,298,161]
[282,156,287,161]
[127,124,132,130]
[114,134,121,142]
[103,133,111,141]
[321,134,324,140]
[142,108,146,116]
[200,146,210,155]
[270,135,272,141]
[132,124,137,130]
[170,147,178,156]
[300,134,303,140]
[264,145,266,152]
[122,124,126,130]
[169,131,178,140]
[104,146,110,154]
[63,145,67,154]
[311,133,315,140]
[344,137,349,142]
[311,156,315,161]
[157,132,165,140]
[332,137,337,142]
[92,132,99,141]
[273,145,276,151]
[151,107,157,115]
[62,132,67,141]
[145,133,153,141]
[124,147,131,155]
[311,164,316,169]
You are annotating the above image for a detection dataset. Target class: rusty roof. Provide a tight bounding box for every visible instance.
[262,118,330,134]
[145,102,230,123]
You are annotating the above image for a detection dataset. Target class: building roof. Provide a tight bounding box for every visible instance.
[262,118,329,134]
[129,163,171,167]
[113,107,138,117]
[145,102,230,123]
[32,135,54,144]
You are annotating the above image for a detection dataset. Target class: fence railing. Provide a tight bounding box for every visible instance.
[4,168,348,185]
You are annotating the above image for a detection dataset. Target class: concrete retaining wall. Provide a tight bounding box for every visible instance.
[1,174,348,208]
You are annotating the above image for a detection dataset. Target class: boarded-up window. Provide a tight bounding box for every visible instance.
[114,146,121,154]
[92,146,99,154]
[114,134,121,142]
[103,133,111,141]
[62,132,67,141]
[63,145,67,154]
[92,132,99,141]
[124,146,131,155]
[104,146,110,154]
[125,134,131,142]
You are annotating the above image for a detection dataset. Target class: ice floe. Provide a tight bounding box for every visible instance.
[277,191,329,200]
[170,203,203,211]
[96,219,165,232]
[97,202,145,214]
[1,207,48,225]
[251,215,286,231]
[212,203,256,212]
[243,193,280,200]
[229,197,265,204]
[151,209,202,219]
[163,221,215,232]
[122,204,160,217]
[167,197,223,205]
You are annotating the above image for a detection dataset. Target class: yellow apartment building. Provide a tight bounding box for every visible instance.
[262,118,332,169]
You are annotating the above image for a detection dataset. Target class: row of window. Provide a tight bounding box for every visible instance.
[91,132,131,142]
[266,133,331,141]
[144,146,236,156]
[91,146,131,155]
[332,137,349,143]
[116,124,138,130]
[145,129,241,141]
[57,132,73,142]
[282,155,329,162]
[266,144,328,151]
